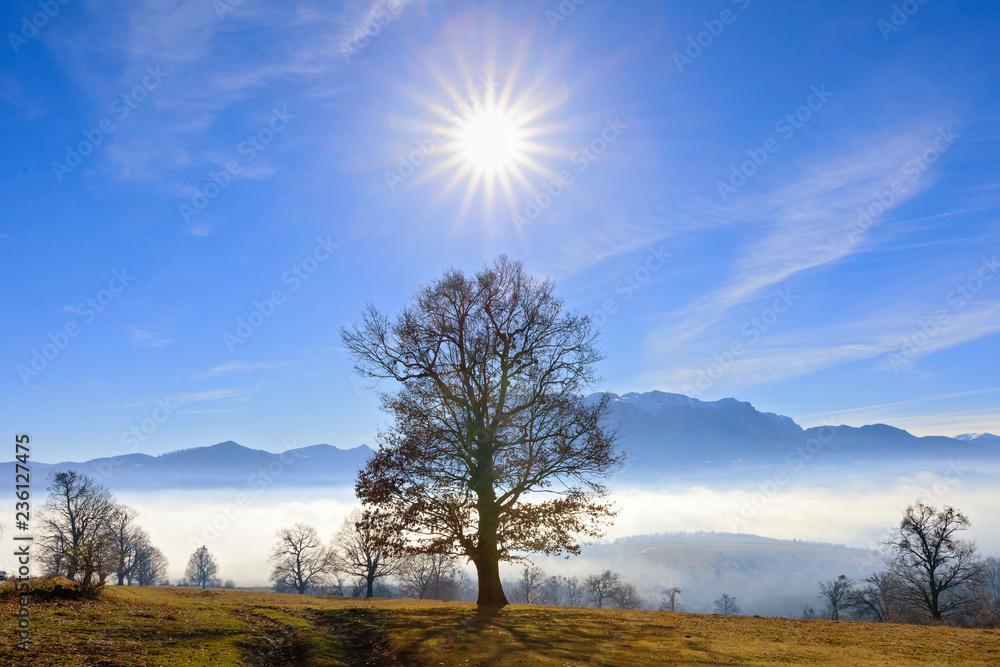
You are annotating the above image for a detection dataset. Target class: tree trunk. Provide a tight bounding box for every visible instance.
[366,574,375,598]
[474,554,508,608]
[474,460,509,608]
[474,510,509,608]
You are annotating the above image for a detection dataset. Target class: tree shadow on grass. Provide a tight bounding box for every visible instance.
[390,606,747,666]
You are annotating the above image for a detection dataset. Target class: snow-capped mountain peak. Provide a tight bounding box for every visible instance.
[955,433,1000,450]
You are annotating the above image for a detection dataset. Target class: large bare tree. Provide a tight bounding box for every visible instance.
[882,502,982,621]
[342,256,623,608]
[268,523,333,594]
[39,471,117,592]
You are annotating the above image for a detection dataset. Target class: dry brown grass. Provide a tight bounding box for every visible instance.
[0,584,997,665]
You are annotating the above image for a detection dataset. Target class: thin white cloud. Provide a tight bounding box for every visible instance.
[199,360,303,378]
[646,296,1000,394]
[130,328,173,347]
[876,409,1000,438]
[798,387,1000,422]
[335,0,413,60]
[116,387,252,409]
[170,388,252,404]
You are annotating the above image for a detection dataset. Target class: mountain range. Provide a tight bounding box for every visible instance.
[7,391,998,490]
[8,440,373,491]
[602,391,999,471]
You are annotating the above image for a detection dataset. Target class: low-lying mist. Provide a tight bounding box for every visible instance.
[4,464,996,616]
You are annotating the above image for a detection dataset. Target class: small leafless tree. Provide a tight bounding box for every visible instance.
[565,575,583,607]
[106,504,145,586]
[713,593,741,616]
[882,502,982,621]
[818,574,854,620]
[268,523,333,594]
[584,569,621,608]
[132,543,169,586]
[545,575,566,606]
[609,581,641,609]
[517,565,547,605]
[801,604,817,619]
[975,556,1000,626]
[330,508,401,598]
[185,545,220,589]
[122,528,160,586]
[328,575,367,597]
[845,571,902,622]
[659,586,682,612]
[396,553,469,601]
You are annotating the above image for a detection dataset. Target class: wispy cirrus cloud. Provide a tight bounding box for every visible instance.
[130,327,174,347]
[198,359,304,378]
[43,0,414,188]
[795,387,1000,435]
[119,387,252,408]
[650,123,953,353]
[171,388,252,404]
[335,0,412,60]
[645,291,1000,395]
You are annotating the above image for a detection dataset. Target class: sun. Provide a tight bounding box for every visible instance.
[458,109,521,173]
[427,94,547,218]
[400,49,569,223]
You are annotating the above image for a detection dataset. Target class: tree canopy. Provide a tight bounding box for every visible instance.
[341,255,623,607]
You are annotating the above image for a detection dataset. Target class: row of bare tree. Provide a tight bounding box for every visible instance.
[266,516,473,600]
[813,502,1000,627]
[503,566,641,609]
[37,471,169,595]
[267,518,650,609]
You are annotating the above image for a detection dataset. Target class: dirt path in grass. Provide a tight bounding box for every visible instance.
[303,607,417,666]
[231,607,310,666]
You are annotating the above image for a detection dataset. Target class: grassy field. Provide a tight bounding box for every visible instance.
[1,582,998,666]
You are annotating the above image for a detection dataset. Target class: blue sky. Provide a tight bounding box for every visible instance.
[2,0,999,463]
